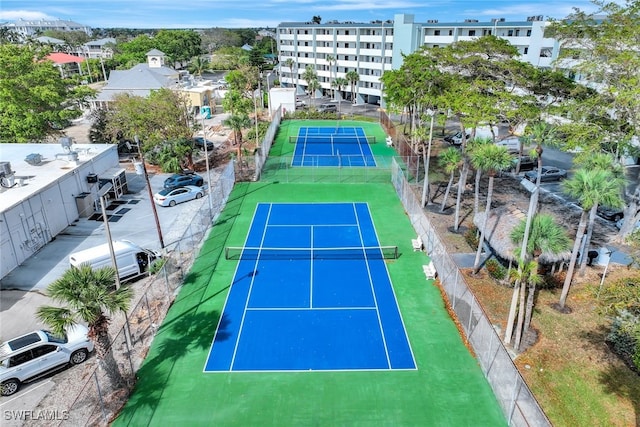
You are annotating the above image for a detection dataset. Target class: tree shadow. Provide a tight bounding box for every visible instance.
[579,325,640,426]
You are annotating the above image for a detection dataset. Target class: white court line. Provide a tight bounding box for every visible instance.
[245,306,377,311]
[363,202,418,369]
[268,223,357,227]
[203,203,263,373]
[309,225,314,309]
[352,203,392,369]
[229,203,273,371]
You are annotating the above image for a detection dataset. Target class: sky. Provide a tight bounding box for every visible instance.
[0,1,602,29]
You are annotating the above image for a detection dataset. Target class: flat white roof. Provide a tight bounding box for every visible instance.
[0,143,116,213]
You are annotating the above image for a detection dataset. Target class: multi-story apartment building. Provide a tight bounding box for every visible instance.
[276,14,558,105]
[2,18,92,38]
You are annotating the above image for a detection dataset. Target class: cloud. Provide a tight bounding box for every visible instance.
[0,10,57,21]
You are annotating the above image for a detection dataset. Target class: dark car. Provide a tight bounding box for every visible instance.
[510,155,537,172]
[596,206,624,222]
[163,173,204,189]
[193,136,214,151]
[524,166,567,182]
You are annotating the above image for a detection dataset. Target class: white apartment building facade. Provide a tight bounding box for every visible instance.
[2,18,92,38]
[276,14,559,105]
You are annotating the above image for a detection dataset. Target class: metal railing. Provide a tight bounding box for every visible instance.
[43,161,236,426]
[391,158,551,427]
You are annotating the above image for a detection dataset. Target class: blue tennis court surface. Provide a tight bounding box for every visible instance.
[205,202,416,372]
[291,126,377,167]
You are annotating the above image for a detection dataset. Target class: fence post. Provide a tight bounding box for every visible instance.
[93,371,107,422]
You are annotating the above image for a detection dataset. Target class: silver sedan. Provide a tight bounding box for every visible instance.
[153,185,204,207]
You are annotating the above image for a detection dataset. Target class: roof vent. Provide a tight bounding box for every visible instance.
[25,153,43,166]
[0,161,11,176]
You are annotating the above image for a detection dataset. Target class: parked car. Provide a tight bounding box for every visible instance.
[193,136,214,151]
[317,103,337,112]
[444,131,471,146]
[495,136,521,153]
[524,166,567,182]
[1,325,94,396]
[163,172,204,189]
[510,155,537,172]
[154,185,204,207]
[296,99,307,109]
[616,217,640,231]
[597,206,624,222]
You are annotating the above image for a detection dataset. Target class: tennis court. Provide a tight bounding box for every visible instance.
[114,120,506,426]
[291,126,376,167]
[205,202,415,372]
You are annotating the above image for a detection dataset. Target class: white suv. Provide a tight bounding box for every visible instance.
[0,325,94,396]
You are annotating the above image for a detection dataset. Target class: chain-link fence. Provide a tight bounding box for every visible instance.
[45,161,236,426]
[254,107,282,181]
[391,158,551,427]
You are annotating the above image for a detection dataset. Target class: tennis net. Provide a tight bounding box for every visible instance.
[289,135,376,144]
[225,245,398,260]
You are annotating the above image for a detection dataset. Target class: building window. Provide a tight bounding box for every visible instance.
[508,30,514,37]
[469,30,476,36]
[524,47,529,54]
[449,30,453,36]
[515,29,520,36]
[527,29,532,36]
[434,30,440,36]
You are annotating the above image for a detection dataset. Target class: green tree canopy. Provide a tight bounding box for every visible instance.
[0,44,93,143]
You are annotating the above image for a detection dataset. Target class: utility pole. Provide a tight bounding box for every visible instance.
[134,136,165,249]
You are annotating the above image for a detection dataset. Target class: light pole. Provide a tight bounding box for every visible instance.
[200,112,213,218]
[421,109,436,207]
[134,136,165,249]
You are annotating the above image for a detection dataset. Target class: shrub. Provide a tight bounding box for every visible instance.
[485,258,506,280]
[149,258,167,275]
[605,309,640,373]
[463,225,479,249]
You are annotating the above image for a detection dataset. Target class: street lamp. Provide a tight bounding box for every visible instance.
[421,108,436,207]
[134,136,165,249]
[200,112,214,218]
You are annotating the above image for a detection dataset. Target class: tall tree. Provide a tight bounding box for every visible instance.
[0,44,93,143]
[325,54,336,98]
[224,114,251,158]
[36,265,133,390]
[470,143,513,273]
[437,147,462,213]
[548,0,640,239]
[283,58,296,89]
[509,214,570,349]
[345,69,359,103]
[559,168,624,309]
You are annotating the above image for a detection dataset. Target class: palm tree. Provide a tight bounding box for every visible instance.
[573,153,625,275]
[438,147,462,213]
[188,55,209,79]
[467,137,493,217]
[303,65,319,99]
[345,70,359,103]
[224,114,251,159]
[36,265,133,389]
[333,77,348,112]
[325,54,336,98]
[509,214,570,350]
[558,168,624,309]
[471,143,513,273]
[284,58,296,90]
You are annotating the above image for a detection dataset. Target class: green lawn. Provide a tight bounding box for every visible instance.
[113,121,506,426]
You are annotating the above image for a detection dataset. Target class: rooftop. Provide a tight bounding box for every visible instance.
[0,143,116,213]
